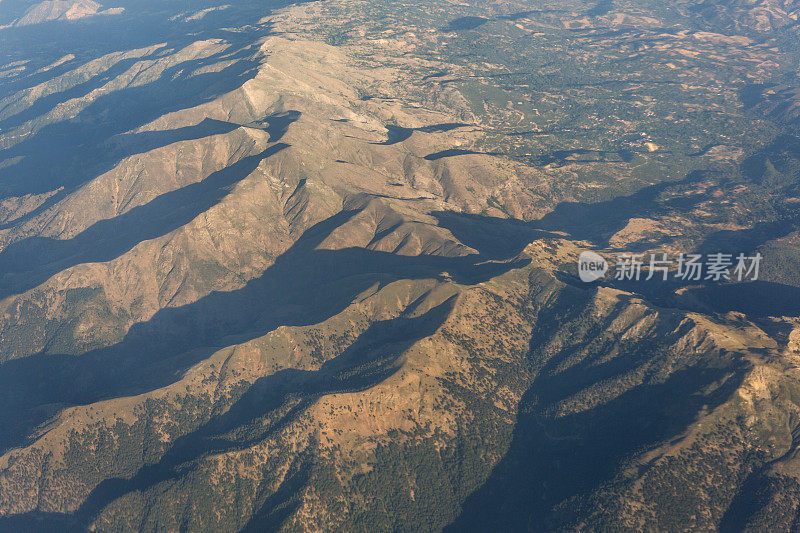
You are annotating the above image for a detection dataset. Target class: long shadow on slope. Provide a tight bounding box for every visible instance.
[0,298,456,531]
[423,148,504,161]
[0,143,287,300]
[603,212,800,317]
[0,110,299,230]
[446,285,749,531]
[433,211,549,259]
[0,45,261,204]
[0,200,528,454]
[536,148,638,166]
[588,0,615,17]
[241,450,317,532]
[441,16,489,32]
[739,134,800,186]
[0,48,213,132]
[434,170,800,318]
[696,214,800,257]
[0,0,309,216]
[103,118,240,161]
[718,421,800,532]
[0,0,307,85]
[434,170,710,254]
[682,281,800,318]
[0,0,307,145]
[0,111,299,235]
[374,123,470,145]
[0,52,154,130]
[532,170,708,246]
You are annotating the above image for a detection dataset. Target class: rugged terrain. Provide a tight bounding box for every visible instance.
[2,0,800,530]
